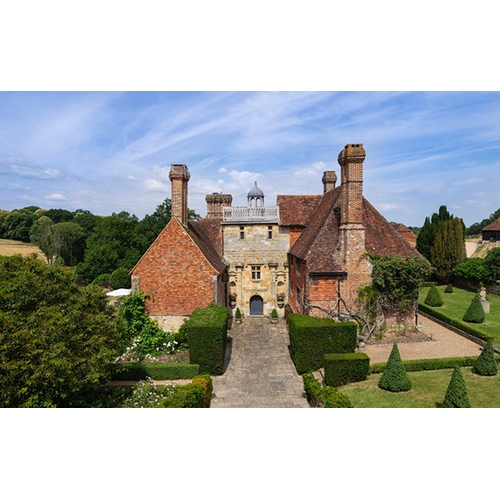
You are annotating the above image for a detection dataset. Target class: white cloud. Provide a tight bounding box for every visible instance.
[144,179,168,192]
[45,193,68,201]
[218,167,228,174]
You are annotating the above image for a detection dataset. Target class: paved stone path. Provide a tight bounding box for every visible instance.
[210,317,309,408]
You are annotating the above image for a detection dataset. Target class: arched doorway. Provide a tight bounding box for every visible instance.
[250,295,264,316]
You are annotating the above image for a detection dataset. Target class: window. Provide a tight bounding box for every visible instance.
[239,226,245,239]
[251,266,261,280]
[268,225,273,239]
[296,286,301,311]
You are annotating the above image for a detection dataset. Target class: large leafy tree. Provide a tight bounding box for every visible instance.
[0,255,129,407]
[76,211,144,283]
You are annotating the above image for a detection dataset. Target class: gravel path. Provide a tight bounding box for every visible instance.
[363,315,483,364]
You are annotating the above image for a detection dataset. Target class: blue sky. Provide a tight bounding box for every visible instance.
[1,91,499,227]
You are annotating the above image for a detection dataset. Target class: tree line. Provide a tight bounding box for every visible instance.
[0,199,200,287]
[416,205,500,285]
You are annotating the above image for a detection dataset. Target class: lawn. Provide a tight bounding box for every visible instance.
[338,367,500,408]
[419,285,500,348]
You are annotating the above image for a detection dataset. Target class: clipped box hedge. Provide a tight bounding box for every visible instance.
[370,355,500,374]
[113,362,199,381]
[418,303,494,342]
[188,303,228,375]
[288,314,357,374]
[324,352,370,387]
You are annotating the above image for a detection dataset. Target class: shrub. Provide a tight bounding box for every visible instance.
[378,343,412,392]
[187,303,228,375]
[289,314,357,374]
[235,307,242,319]
[442,367,471,408]
[122,378,177,408]
[271,308,278,318]
[192,374,213,407]
[118,292,172,360]
[110,267,131,289]
[462,294,485,324]
[92,273,111,287]
[301,373,353,408]
[453,258,491,283]
[320,386,354,408]
[444,284,453,293]
[473,340,498,376]
[424,284,444,307]
[113,362,199,381]
[302,373,322,407]
[160,383,205,408]
[324,353,370,387]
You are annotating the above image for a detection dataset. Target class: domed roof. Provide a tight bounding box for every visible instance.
[247,181,264,198]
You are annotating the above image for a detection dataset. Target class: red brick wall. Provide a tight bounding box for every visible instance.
[132,218,220,316]
[308,275,339,317]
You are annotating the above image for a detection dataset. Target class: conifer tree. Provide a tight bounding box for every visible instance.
[378,343,412,392]
[473,339,498,376]
[462,294,485,323]
[442,367,471,408]
[431,218,467,283]
[424,283,444,307]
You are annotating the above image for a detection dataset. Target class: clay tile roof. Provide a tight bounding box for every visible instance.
[289,188,421,273]
[187,219,226,274]
[482,218,500,232]
[277,194,323,226]
[289,188,344,274]
[364,200,421,258]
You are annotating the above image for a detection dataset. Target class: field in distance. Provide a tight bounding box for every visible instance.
[0,239,44,259]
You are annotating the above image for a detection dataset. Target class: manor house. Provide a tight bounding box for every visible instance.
[131,144,420,331]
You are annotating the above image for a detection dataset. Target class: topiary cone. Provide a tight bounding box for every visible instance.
[462,294,485,324]
[378,343,412,392]
[473,339,498,376]
[442,367,471,408]
[424,284,444,307]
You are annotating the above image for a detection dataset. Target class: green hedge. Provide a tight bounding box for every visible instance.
[370,355,500,374]
[113,362,199,381]
[302,373,353,408]
[187,303,228,375]
[289,314,357,374]
[418,303,494,342]
[324,353,370,387]
[159,374,213,408]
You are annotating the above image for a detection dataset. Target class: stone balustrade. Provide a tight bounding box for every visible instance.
[223,206,279,222]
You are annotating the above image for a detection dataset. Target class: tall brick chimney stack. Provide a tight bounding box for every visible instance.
[169,164,190,226]
[205,193,233,219]
[338,144,365,225]
[322,171,337,193]
[337,144,371,301]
